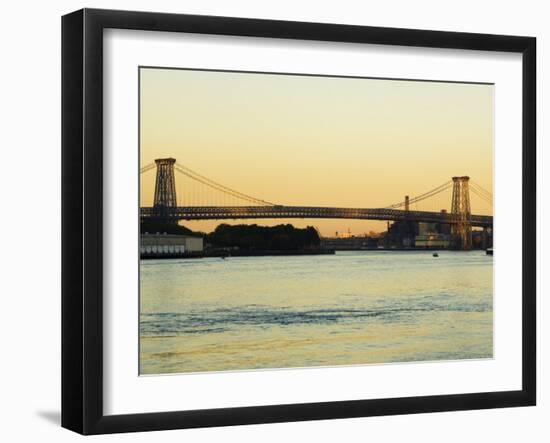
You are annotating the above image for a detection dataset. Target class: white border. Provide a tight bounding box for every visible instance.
[103,29,523,415]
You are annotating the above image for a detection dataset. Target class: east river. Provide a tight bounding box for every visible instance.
[140,250,493,375]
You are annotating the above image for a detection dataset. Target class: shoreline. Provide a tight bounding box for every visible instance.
[140,247,491,260]
[140,248,335,260]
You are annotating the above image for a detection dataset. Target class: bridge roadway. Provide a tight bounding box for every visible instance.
[140,205,493,227]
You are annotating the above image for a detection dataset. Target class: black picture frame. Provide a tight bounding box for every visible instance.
[62,8,536,435]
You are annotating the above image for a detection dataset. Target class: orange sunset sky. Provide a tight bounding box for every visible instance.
[139,67,493,236]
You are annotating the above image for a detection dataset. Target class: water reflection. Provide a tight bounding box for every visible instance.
[140,251,493,374]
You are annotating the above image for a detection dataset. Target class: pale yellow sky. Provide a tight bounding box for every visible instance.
[140,67,493,235]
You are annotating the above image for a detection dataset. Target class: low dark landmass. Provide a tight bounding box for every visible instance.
[205,223,321,251]
[140,221,327,258]
[207,248,333,257]
[141,221,321,250]
[140,221,492,257]
[140,251,204,260]
[140,248,334,260]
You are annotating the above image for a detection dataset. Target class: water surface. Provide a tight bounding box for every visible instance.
[140,250,493,374]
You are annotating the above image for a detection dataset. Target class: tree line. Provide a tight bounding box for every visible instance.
[140,221,321,251]
[206,223,320,251]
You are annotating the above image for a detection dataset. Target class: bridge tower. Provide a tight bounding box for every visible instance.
[153,158,177,223]
[450,176,472,250]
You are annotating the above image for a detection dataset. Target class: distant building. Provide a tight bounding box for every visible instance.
[472,229,493,249]
[415,233,451,249]
[418,222,437,235]
[437,210,452,235]
[415,216,452,248]
[321,236,375,250]
[334,229,354,239]
[140,233,203,257]
[385,220,418,248]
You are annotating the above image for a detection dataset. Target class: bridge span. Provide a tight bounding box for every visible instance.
[140,158,494,249]
[140,205,493,228]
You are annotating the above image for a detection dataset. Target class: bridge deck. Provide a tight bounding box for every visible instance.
[140,205,493,227]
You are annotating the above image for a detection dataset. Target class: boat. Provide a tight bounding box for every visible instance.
[432,253,439,257]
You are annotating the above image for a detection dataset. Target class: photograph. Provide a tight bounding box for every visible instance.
[138,66,494,375]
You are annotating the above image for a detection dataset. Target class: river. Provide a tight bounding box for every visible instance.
[140,250,493,375]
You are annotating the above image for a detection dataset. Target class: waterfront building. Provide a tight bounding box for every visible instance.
[140,233,204,257]
[414,233,451,249]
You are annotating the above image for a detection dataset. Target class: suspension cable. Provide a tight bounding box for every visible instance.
[140,163,155,174]
[470,187,493,205]
[386,181,452,209]
[470,180,493,200]
[174,163,275,206]
[470,184,492,199]
[470,186,492,202]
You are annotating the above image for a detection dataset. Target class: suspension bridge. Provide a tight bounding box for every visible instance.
[140,158,493,250]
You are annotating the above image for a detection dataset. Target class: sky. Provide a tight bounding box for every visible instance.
[139,67,493,236]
